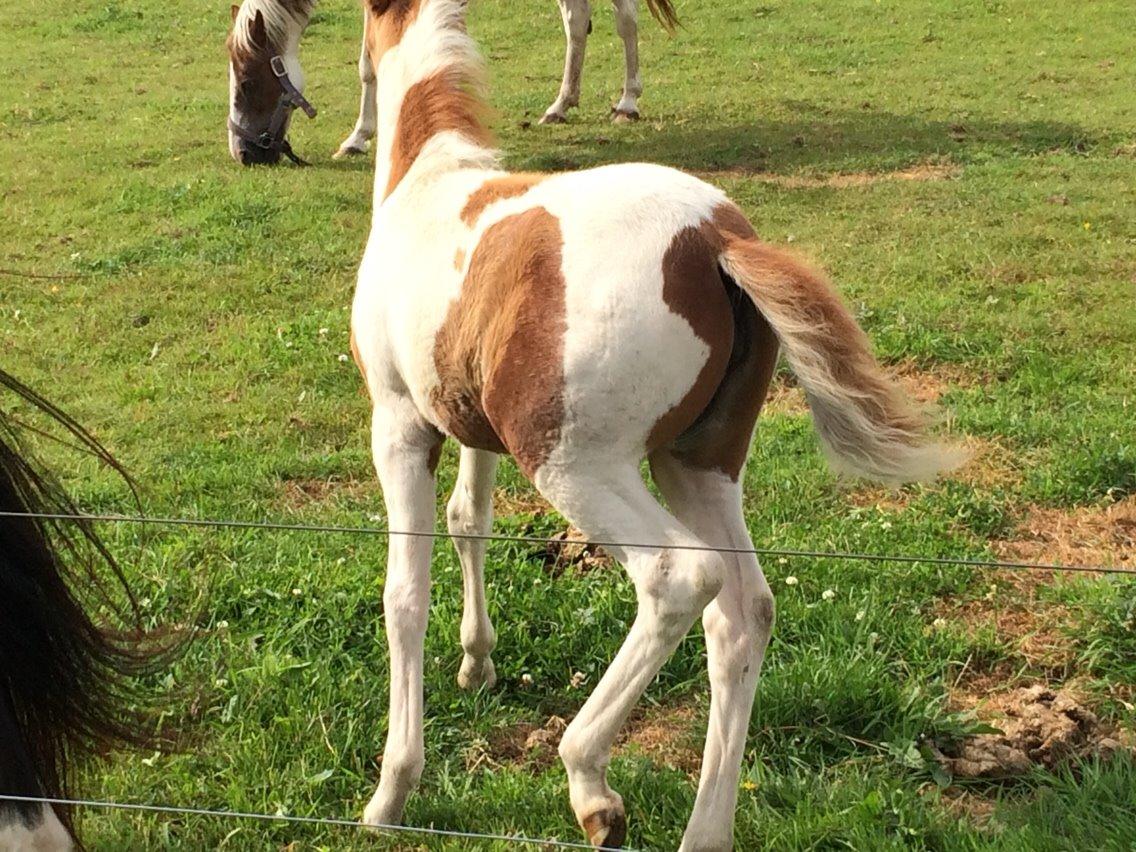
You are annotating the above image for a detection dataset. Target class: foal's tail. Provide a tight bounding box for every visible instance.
[645,0,680,33]
[0,371,166,848]
[715,212,966,483]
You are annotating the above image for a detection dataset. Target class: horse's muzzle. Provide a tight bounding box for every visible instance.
[236,139,283,166]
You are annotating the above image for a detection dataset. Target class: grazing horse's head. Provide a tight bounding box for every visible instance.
[225,2,315,165]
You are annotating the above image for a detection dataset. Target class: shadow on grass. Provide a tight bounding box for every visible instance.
[504,102,1099,175]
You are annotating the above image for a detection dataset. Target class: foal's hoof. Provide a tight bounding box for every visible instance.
[581,806,627,849]
[610,108,640,124]
[333,143,368,159]
[457,654,497,690]
[539,111,568,125]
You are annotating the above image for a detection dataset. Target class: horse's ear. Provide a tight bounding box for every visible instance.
[250,9,268,46]
[230,4,240,23]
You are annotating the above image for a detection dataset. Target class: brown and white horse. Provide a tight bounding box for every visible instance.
[226,0,317,164]
[0,371,161,851]
[351,1,963,848]
[336,0,679,156]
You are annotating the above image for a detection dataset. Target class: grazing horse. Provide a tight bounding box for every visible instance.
[350,1,962,848]
[226,0,318,165]
[335,0,678,156]
[0,371,158,851]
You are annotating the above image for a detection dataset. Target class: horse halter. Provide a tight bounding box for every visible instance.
[228,56,317,165]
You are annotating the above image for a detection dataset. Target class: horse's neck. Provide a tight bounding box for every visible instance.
[372,2,497,208]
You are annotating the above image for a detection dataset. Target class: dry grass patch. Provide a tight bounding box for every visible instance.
[482,703,702,776]
[492,485,548,518]
[275,476,375,512]
[994,497,1136,570]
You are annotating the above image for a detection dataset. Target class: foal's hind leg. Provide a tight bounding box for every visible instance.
[536,460,725,848]
[362,400,442,827]
[446,447,499,689]
[649,454,775,852]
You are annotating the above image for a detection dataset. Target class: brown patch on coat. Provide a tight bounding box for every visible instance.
[431,207,567,477]
[650,202,779,480]
[368,0,421,58]
[226,12,282,119]
[645,226,736,452]
[386,68,493,198]
[460,173,547,226]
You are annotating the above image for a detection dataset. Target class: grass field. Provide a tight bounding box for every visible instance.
[2,0,1135,848]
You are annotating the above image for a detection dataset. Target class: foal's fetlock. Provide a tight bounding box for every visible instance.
[457,653,496,689]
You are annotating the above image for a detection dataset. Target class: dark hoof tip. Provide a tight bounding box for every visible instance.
[582,807,627,849]
[610,109,640,124]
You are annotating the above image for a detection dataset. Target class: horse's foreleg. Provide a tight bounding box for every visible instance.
[611,0,642,121]
[362,401,442,827]
[541,0,591,124]
[447,447,499,689]
[335,9,378,158]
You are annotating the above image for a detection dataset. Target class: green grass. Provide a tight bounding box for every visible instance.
[2,0,1135,848]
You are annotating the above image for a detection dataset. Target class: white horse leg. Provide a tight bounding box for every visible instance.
[541,0,591,124]
[447,447,499,689]
[362,400,441,827]
[537,460,725,847]
[650,452,775,852]
[610,0,642,121]
[335,10,377,158]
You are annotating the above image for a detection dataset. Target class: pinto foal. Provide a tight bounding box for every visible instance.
[352,1,961,847]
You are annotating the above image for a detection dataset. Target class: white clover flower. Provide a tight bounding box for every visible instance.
[821,589,835,601]
[932,617,948,630]
[214,678,228,688]
[338,353,350,363]
[521,673,534,687]
[880,521,892,530]
[784,576,799,586]
[292,588,302,597]
[855,609,866,622]
[570,671,587,689]
[216,620,229,630]
[318,327,329,336]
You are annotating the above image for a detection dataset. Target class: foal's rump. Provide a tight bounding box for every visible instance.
[432,162,960,484]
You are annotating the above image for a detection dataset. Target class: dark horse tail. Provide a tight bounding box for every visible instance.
[0,370,162,849]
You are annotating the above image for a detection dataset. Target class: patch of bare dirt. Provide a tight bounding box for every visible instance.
[493,486,548,518]
[935,685,1135,779]
[484,704,701,775]
[699,161,960,189]
[618,703,702,776]
[540,526,614,575]
[994,498,1136,570]
[276,476,374,511]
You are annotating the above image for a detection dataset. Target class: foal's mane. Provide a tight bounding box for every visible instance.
[380,0,498,194]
